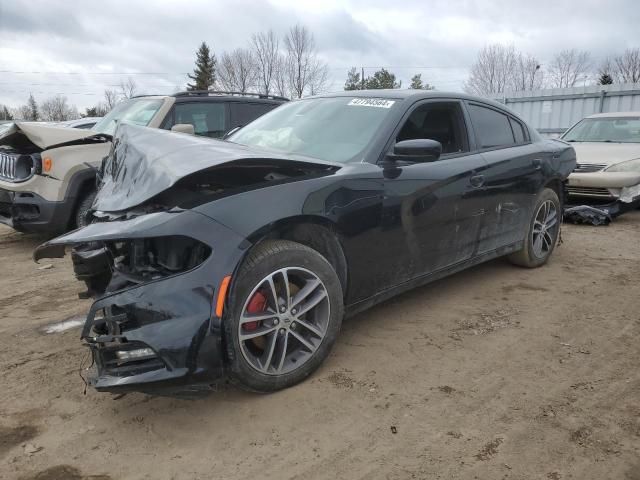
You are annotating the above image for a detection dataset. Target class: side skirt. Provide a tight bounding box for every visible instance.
[344,241,523,318]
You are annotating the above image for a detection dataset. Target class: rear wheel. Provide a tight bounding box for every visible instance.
[509,188,561,268]
[225,240,344,392]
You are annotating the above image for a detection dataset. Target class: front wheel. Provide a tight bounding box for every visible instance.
[224,240,344,392]
[74,189,96,229]
[508,188,561,268]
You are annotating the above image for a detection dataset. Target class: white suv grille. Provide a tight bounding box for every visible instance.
[0,153,18,180]
[0,152,37,182]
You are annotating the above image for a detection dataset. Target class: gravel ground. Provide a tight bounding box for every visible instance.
[0,214,639,480]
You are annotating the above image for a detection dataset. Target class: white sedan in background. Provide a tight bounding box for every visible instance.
[563,112,640,202]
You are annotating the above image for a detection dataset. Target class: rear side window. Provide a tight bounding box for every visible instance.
[468,104,515,149]
[171,102,227,138]
[509,117,527,144]
[230,103,278,128]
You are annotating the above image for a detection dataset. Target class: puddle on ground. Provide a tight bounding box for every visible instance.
[40,315,86,334]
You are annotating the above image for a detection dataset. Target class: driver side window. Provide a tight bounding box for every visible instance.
[396,102,468,155]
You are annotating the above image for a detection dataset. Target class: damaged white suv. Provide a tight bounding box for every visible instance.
[0,92,286,234]
[564,112,640,203]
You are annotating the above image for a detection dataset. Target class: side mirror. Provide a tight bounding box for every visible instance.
[389,139,442,163]
[171,123,195,135]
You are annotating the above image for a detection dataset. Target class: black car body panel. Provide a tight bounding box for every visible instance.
[35,90,576,393]
[95,124,341,213]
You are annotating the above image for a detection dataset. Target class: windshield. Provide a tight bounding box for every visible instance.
[562,117,640,143]
[92,98,163,136]
[228,96,398,162]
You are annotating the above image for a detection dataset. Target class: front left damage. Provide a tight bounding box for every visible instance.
[34,124,341,393]
[36,210,248,393]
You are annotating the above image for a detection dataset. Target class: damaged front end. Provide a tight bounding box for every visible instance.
[35,124,340,393]
[0,122,111,233]
[36,211,248,393]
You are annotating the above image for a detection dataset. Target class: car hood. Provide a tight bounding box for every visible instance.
[95,124,341,213]
[570,142,640,166]
[0,121,103,149]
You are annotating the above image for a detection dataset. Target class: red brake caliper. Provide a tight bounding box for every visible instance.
[244,290,268,331]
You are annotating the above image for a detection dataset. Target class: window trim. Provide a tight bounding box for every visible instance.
[376,98,472,165]
[464,101,532,153]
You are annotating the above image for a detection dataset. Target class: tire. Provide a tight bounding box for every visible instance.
[74,189,96,229]
[508,188,561,268]
[224,239,344,392]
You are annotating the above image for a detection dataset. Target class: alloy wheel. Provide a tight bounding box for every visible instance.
[238,267,330,375]
[531,200,558,259]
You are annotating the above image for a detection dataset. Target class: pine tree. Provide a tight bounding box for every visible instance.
[187,42,217,91]
[409,73,436,90]
[344,68,361,90]
[365,68,401,89]
[598,73,614,85]
[410,74,424,89]
[27,93,39,121]
[1,105,13,120]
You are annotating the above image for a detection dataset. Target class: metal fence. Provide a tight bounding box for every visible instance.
[492,83,640,137]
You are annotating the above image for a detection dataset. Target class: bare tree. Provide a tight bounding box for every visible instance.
[251,30,280,95]
[614,48,640,83]
[284,24,328,98]
[511,53,543,91]
[119,77,139,99]
[104,89,119,110]
[547,49,591,88]
[463,44,518,95]
[272,54,290,98]
[308,61,329,96]
[40,95,78,121]
[218,48,259,94]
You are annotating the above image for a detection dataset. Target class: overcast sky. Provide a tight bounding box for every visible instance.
[1,0,638,110]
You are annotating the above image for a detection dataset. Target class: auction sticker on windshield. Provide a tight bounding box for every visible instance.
[348,98,395,108]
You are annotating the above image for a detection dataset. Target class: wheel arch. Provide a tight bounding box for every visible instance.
[543,177,565,206]
[65,169,97,228]
[243,215,349,298]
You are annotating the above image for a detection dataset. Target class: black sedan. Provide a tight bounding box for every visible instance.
[35,90,576,394]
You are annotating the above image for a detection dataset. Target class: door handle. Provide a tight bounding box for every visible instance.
[532,158,542,170]
[470,174,484,188]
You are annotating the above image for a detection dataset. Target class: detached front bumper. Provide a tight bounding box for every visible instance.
[567,172,640,202]
[0,188,74,234]
[35,210,249,393]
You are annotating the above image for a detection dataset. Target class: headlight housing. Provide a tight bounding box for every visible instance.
[605,158,640,173]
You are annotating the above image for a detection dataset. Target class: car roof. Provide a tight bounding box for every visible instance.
[586,111,640,118]
[313,89,510,110]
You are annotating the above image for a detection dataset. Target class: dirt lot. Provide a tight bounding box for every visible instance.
[0,215,639,480]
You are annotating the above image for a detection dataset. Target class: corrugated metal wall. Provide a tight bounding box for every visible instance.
[492,83,640,137]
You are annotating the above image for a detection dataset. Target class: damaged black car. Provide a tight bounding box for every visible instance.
[35,91,576,394]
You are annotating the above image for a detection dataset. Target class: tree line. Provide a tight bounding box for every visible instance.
[343,68,435,90]
[464,45,640,96]
[0,77,141,122]
[2,34,640,122]
[186,24,329,98]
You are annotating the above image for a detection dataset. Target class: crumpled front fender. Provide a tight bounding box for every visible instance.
[33,209,246,262]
